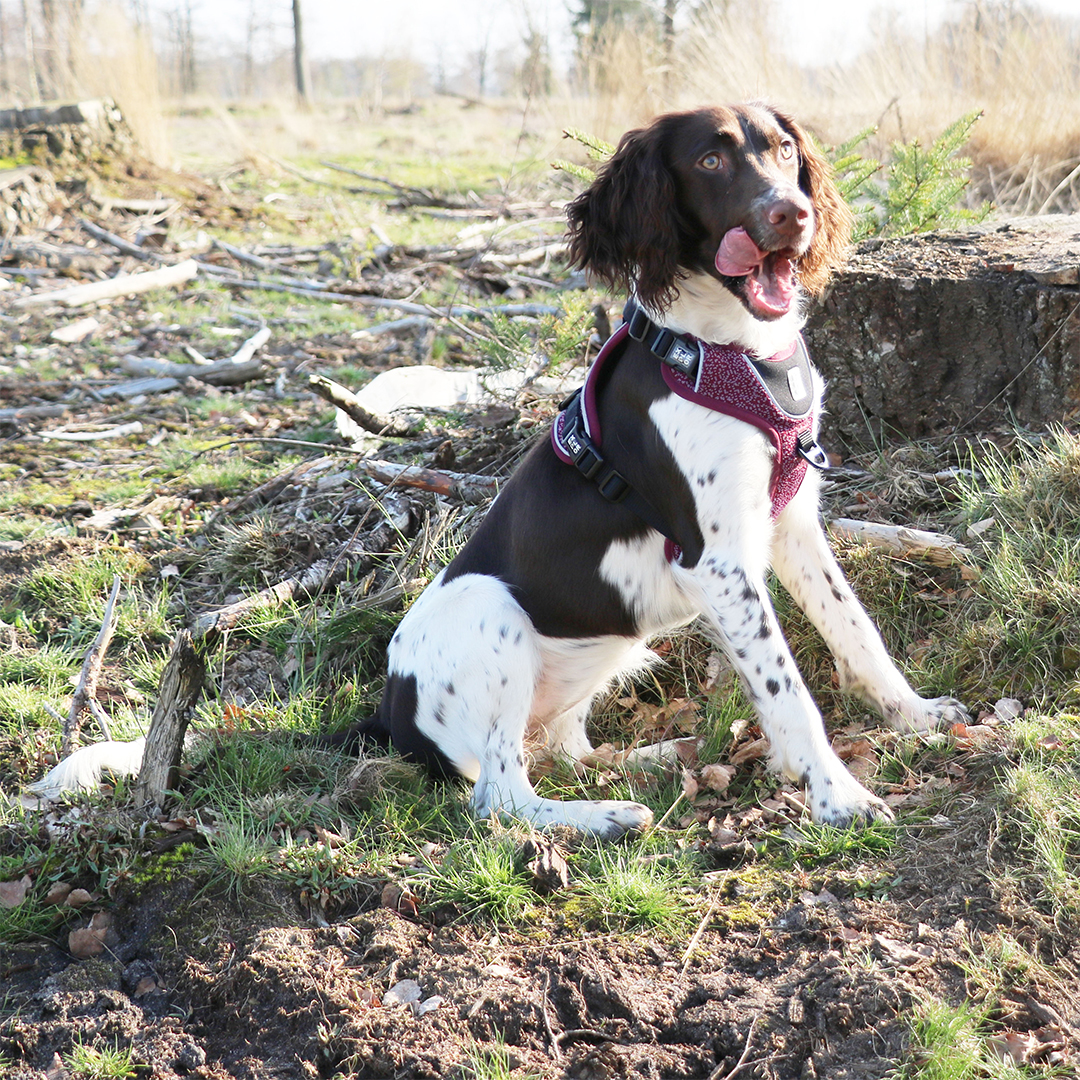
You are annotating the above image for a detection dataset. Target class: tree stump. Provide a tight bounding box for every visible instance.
[135,631,206,808]
[804,214,1080,452]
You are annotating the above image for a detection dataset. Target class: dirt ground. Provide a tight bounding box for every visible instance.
[2,795,1077,1080]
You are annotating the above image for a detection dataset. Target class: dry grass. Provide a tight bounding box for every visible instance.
[70,2,170,164]
[552,0,1080,214]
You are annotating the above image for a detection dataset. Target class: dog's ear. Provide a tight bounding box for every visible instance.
[565,122,684,312]
[773,110,853,297]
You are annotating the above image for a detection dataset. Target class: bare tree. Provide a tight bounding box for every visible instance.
[21,0,41,101]
[291,0,311,106]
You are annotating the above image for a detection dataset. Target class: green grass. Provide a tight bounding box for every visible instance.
[63,1038,138,1080]
[575,846,697,933]
[415,829,538,925]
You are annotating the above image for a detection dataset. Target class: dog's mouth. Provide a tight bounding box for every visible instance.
[714,227,797,319]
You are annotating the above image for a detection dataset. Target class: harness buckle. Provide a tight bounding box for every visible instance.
[625,304,651,341]
[796,431,831,471]
[596,469,630,502]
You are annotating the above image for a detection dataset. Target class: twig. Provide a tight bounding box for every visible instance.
[707,1015,760,1080]
[38,421,144,442]
[62,576,121,756]
[554,1029,617,1047]
[87,698,113,742]
[119,353,265,387]
[191,542,368,638]
[307,372,423,438]
[354,458,499,505]
[539,972,562,1060]
[680,891,722,977]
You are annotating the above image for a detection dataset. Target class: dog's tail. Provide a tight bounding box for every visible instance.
[318,713,392,756]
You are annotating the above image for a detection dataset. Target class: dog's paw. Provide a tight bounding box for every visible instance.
[572,800,655,841]
[807,770,894,828]
[889,695,971,734]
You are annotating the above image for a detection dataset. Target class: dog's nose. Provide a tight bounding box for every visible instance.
[768,197,811,236]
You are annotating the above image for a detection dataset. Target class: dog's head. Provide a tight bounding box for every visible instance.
[565,104,852,320]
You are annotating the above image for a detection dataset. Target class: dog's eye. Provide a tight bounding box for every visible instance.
[779,139,796,161]
[700,152,722,171]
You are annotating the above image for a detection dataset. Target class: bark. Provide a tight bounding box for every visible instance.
[804,214,1080,452]
[135,631,206,807]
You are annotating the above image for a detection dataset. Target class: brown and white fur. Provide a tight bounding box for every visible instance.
[339,104,967,839]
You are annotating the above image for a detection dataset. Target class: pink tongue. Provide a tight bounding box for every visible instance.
[715,227,767,277]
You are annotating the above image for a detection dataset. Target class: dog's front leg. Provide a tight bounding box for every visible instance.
[771,485,969,734]
[692,552,892,826]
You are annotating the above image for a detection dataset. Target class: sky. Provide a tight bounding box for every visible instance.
[270,0,1080,68]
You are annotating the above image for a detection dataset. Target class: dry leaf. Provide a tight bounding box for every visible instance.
[0,876,31,909]
[700,763,735,792]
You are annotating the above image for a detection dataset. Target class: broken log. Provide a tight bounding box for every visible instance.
[828,518,976,571]
[135,631,206,807]
[804,214,1080,451]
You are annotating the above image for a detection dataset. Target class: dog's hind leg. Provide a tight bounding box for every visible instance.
[770,482,969,735]
[386,572,652,839]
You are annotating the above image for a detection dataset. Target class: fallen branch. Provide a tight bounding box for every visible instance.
[79,217,167,263]
[119,353,265,387]
[0,404,69,421]
[307,372,423,437]
[828,518,976,570]
[135,630,206,807]
[62,575,121,755]
[192,543,368,638]
[354,458,499,504]
[14,258,199,308]
[39,421,143,442]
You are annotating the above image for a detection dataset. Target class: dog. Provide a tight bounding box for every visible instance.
[341,104,967,840]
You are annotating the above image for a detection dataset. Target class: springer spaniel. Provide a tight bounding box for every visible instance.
[341,104,967,839]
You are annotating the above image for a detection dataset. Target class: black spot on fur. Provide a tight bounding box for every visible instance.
[766,678,780,696]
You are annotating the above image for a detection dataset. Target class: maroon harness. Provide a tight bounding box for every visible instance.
[552,304,827,562]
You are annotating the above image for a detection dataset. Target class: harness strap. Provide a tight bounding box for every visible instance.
[557,386,682,545]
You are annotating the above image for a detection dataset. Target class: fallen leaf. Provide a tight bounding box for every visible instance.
[0,876,31,909]
[700,763,735,792]
[381,882,420,918]
[681,770,699,802]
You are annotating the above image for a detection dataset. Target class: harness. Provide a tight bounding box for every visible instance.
[552,300,830,562]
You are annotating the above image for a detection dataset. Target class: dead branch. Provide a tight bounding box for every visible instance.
[39,421,144,442]
[135,630,205,807]
[62,575,121,755]
[318,161,470,209]
[119,353,265,387]
[828,518,976,569]
[307,372,423,437]
[0,404,69,421]
[79,217,167,263]
[14,258,199,308]
[191,542,369,638]
[354,458,499,504]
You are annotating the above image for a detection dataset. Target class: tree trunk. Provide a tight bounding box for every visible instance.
[803,214,1080,453]
[291,0,311,106]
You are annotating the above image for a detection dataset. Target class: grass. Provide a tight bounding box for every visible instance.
[416,829,539,925]
[63,1038,139,1080]
[576,846,697,933]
